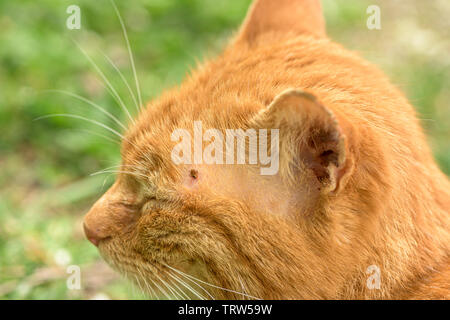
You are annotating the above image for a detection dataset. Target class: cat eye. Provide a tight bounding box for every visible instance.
[141,196,170,213]
[114,201,141,213]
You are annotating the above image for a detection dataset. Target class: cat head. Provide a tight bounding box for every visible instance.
[83,0,390,299]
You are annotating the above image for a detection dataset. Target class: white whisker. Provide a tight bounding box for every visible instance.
[166,275,191,300]
[121,270,138,297]
[34,113,124,139]
[101,174,113,191]
[110,0,143,110]
[55,128,120,145]
[90,164,143,177]
[147,275,171,300]
[102,52,140,114]
[137,266,157,300]
[165,264,260,300]
[169,269,215,300]
[74,128,120,145]
[72,39,135,124]
[90,170,148,180]
[43,89,127,131]
[132,274,147,299]
[155,272,183,300]
[238,274,248,300]
[167,272,206,300]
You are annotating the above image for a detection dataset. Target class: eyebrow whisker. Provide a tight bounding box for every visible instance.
[102,52,140,114]
[90,164,143,177]
[72,39,135,125]
[42,89,127,131]
[33,113,125,139]
[89,170,148,180]
[110,0,143,111]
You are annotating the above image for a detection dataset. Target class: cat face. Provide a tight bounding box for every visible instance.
[83,0,357,299]
[83,81,357,299]
[83,0,447,299]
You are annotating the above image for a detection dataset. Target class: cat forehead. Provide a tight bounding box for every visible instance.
[127,89,263,137]
[121,101,254,168]
[120,36,336,163]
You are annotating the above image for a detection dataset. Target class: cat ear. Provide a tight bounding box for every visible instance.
[238,0,326,43]
[253,89,354,194]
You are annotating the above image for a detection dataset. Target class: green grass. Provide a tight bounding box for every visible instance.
[0,0,449,299]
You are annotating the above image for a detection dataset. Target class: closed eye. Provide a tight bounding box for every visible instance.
[141,196,172,213]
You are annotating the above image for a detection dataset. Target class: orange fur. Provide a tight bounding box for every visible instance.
[83,0,450,299]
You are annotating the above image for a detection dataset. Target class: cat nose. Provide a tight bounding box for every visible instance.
[83,182,138,247]
[83,222,109,247]
[83,189,116,247]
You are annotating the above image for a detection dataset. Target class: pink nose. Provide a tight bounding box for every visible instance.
[83,222,107,247]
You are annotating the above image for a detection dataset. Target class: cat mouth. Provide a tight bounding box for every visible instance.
[97,242,209,299]
[98,238,260,300]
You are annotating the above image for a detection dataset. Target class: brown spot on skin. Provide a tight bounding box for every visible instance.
[190,169,199,180]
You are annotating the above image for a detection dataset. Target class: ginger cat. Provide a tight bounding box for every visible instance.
[83,0,450,299]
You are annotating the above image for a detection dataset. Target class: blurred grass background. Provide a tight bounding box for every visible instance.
[0,0,449,299]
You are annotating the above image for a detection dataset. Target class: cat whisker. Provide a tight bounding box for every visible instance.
[170,269,215,300]
[72,39,135,124]
[418,118,436,122]
[132,274,147,298]
[90,165,122,176]
[110,0,143,111]
[137,266,157,300]
[120,270,136,297]
[167,271,206,300]
[166,274,191,300]
[42,89,127,131]
[90,164,143,177]
[90,170,148,180]
[146,274,171,300]
[165,264,260,300]
[118,268,140,298]
[33,114,125,140]
[134,268,150,299]
[51,128,120,146]
[101,174,113,191]
[134,264,170,300]
[72,128,121,145]
[238,274,248,300]
[102,52,140,114]
[155,272,183,300]
[90,153,153,175]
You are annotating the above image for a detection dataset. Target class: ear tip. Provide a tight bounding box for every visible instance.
[269,87,344,132]
[238,0,326,43]
[275,88,318,102]
[269,88,318,110]
[272,88,330,114]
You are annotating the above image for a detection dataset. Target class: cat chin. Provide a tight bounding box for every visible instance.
[99,245,215,298]
[98,238,201,277]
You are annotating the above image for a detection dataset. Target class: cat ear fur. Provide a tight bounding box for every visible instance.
[238,0,326,43]
[253,89,354,195]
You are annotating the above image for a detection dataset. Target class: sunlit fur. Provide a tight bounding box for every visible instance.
[84,0,450,299]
